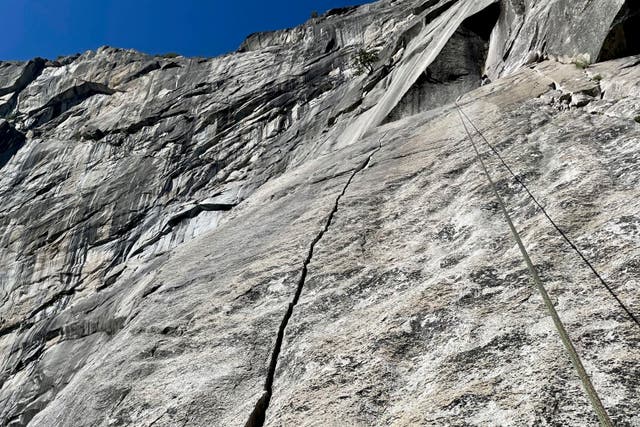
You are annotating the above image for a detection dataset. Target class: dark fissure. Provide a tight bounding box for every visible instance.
[244,142,383,427]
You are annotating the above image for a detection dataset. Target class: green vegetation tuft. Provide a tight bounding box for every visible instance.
[158,52,180,59]
[572,54,591,69]
[592,74,602,82]
[353,48,379,76]
[573,59,590,69]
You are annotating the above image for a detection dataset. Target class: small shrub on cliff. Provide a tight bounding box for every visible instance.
[310,10,319,19]
[353,48,379,75]
[158,52,180,59]
[574,61,589,69]
[634,115,640,124]
[572,55,591,69]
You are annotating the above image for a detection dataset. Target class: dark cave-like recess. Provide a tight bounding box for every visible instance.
[462,2,501,41]
[0,121,26,170]
[383,3,501,123]
[598,0,640,61]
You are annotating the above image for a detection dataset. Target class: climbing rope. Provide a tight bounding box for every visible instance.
[456,105,640,329]
[455,104,613,427]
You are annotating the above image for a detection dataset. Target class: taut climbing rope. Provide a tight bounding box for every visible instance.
[455,104,613,427]
[456,105,640,329]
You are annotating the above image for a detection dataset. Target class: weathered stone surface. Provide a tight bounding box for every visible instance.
[0,0,639,426]
[0,59,46,117]
[486,0,630,76]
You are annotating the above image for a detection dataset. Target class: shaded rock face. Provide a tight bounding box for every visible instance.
[486,0,630,76]
[0,121,26,170]
[0,0,639,426]
[0,59,46,117]
[384,5,500,122]
[384,27,485,123]
[598,0,640,61]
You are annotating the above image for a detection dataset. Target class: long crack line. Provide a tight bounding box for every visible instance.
[244,134,386,427]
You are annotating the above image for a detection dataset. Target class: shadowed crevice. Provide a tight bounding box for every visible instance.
[128,202,236,258]
[0,120,26,170]
[28,81,116,128]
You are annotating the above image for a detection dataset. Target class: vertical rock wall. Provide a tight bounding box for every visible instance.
[0,0,638,425]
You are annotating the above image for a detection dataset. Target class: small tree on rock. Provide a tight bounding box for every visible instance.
[353,48,379,75]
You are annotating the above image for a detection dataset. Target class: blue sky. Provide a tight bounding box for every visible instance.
[1,0,372,61]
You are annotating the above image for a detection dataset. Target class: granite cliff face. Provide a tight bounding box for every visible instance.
[1,0,640,425]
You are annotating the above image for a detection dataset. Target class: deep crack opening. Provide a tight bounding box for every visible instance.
[244,136,385,427]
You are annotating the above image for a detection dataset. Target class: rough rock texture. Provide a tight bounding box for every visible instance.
[485,0,630,76]
[0,0,639,426]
